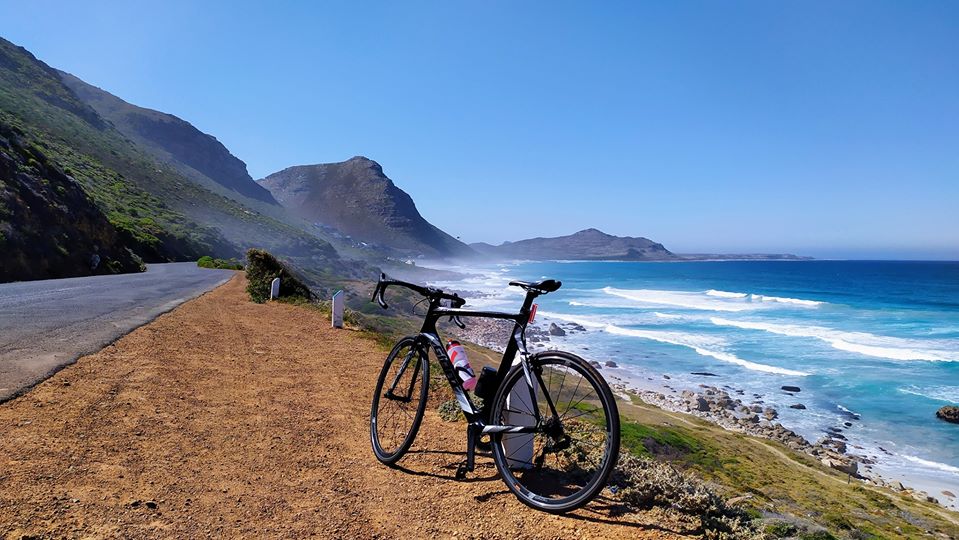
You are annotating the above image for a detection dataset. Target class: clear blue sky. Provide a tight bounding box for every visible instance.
[2,1,957,259]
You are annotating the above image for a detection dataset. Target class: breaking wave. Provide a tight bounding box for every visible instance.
[603,287,824,312]
[902,455,959,475]
[602,325,809,376]
[710,317,957,362]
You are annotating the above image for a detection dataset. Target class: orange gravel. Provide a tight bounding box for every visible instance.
[0,275,689,539]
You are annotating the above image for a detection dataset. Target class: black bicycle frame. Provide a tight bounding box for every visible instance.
[373,274,564,475]
[421,300,538,425]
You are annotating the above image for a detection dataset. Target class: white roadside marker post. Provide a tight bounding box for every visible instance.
[331,290,344,328]
[505,357,537,469]
[269,277,280,301]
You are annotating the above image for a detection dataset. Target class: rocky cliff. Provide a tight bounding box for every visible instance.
[260,156,474,259]
[0,119,143,281]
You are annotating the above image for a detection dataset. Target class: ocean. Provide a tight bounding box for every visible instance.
[434,260,959,503]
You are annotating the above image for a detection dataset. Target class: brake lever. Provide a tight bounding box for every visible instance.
[372,283,388,309]
[450,315,466,329]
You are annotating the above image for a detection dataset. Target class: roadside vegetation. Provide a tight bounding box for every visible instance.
[197,255,244,270]
[244,248,313,303]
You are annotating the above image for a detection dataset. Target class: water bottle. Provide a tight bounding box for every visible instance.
[446,340,477,391]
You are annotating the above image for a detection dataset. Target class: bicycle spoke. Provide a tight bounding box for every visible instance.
[492,355,619,512]
[371,340,428,463]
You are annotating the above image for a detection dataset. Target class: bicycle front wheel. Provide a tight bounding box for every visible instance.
[370,336,429,465]
[489,351,620,513]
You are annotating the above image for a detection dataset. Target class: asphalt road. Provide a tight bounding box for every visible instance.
[0,263,234,402]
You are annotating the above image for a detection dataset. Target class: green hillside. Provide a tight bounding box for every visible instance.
[0,36,348,281]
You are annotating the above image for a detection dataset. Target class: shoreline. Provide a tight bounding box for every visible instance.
[450,314,959,513]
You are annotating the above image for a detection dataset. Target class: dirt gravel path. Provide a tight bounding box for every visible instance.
[0,275,688,539]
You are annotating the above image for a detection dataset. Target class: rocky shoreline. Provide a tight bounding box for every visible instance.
[450,317,953,507]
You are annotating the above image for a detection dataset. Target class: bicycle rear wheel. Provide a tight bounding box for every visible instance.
[370,336,429,464]
[489,351,620,513]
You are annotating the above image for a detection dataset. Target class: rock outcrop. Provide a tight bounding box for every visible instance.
[0,121,143,281]
[260,157,475,259]
[937,406,959,424]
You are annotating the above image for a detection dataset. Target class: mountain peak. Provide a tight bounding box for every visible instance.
[575,228,608,236]
[345,155,383,173]
[260,160,473,259]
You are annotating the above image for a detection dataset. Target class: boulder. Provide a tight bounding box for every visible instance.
[694,397,710,412]
[789,403,807,410]
[763,407,778,420]
[781,385,801,392]
[548,323,566,336]
[936,405,959,424]
[822,457,858,476]
[604,360,618,368]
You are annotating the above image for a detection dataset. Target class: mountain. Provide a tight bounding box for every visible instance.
[260,156,475,259]
[0,36,347,282]
[57,71,278,206]
[0,119,143,281]
[471,228,676,261]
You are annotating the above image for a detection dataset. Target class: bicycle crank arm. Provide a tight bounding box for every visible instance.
[481,425,539,434]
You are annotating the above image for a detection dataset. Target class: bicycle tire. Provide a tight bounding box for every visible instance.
[370,336,430,465]
[489,350,620,513]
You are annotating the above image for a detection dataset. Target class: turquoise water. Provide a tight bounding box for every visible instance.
[437,260,959,494]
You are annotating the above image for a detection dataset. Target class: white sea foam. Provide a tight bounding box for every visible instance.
[567,300,636,309]
[836,404,861,417]
[898,385,959,403]
[603,287,824,312]
[707,289,823,306]
[537,311,608,329]
[602,287,760,312]
[750,294,823,307]
[710,317,958,362]
[902,455,959,475]
[706,289,748,298]
[653,312,685,320]
[602,324,810,376]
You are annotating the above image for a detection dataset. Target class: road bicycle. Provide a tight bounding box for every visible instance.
[369,274,620,513]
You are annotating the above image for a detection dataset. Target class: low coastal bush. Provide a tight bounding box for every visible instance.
[608,451,763,539]
[245,248,313,304]
[437,399,463,422]
[764,521,798,538]
[197,255,244,270]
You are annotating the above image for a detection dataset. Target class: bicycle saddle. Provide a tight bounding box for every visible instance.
[508,279,562,293]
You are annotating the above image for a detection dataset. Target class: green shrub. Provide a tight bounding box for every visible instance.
[197,255,244,270]
[765,521,798,538]
[438,398,463,422]
[607,450,763,539]
[799,532,837,540]
[245,248,312,303]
